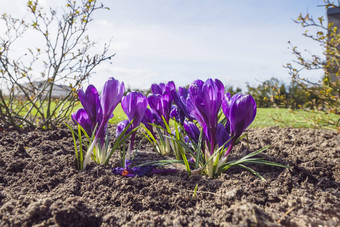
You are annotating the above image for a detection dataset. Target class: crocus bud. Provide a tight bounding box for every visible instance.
[71,108,93,136]
[100,77,125,122]
[188,78,224,153]
[116,120,131,138]
[78,85,101,128]
[222,93,257,139]
[121,92,148,129]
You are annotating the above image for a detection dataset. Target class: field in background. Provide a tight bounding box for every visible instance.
[20,101,336,129]
[251,108,339,129]
[103,105,339,130]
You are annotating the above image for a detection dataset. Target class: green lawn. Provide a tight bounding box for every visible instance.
[73,102,126,125]
[107,106,339,130]
[251,108,339,129]
[37,101,339,130]
[7,98,338,130]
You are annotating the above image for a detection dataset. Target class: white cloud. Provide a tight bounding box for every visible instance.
[89,65,161,90]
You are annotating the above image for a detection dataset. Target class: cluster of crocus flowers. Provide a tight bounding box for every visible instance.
[70,77,283,179]
[182,78,257,177]
[72,77,125,169]
[141,81,178,155]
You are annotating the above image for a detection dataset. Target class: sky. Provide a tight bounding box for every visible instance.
[0,0,327,91]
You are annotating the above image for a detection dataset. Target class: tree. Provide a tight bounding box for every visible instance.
[225,85,242,97]
[0,0,114,129]
[284,0,340,130]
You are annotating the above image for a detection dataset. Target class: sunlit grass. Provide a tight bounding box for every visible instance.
[73,102,126,125]
[108,107,339,129]
[251,108,339,130]
[11,99,339,130]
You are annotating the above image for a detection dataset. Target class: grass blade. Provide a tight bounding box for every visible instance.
[239,145,271,160]
[65,123,80,169]
[237,164,265,180]
[78,124,83,169]
[192,184,199,198]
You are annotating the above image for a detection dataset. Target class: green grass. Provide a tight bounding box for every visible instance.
[251,108,339,129]
[9,98,339,130]
[107,107,339,130]
[72,102,126,125]
[109,104,126,124]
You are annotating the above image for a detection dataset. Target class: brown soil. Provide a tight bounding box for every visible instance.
[0,126,339,227]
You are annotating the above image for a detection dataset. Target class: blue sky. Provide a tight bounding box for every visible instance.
[0,0,326,91]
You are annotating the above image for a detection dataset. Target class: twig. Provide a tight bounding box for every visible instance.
[277,206,296,224]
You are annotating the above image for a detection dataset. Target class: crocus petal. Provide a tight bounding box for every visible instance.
[171,87,192,121]
[183,121,200,144]
[71,108,92,135]
[147,94,162,118]
[202,79,224,129]
[151,81,176,96]
[170,105,179,119]
[78,85,101,126]
[148,81,176,126]
[188,79,224,152]
[100,77,125,121]
[216,123,231,148]
[160,93,172,123]
[165,81,176,94]
[222,93,238,120]
[116,120,130,138]
[147,94,169,127]
[151,83,165,95]
[141,108,153,127]
[112,159,177,177]
[222,94,257,139]
[121,92,148,129]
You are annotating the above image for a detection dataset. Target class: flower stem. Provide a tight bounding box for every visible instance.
[128,132,136,160]
[224,139,234,157]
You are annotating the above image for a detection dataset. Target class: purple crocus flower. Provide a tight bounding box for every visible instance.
[116,120,130,138]
[100,77,125,124]
[183,121,200,144]
[112,160,177,177]
[171,86,193,124]
[148,81,176,126]
[222,93,256,156]
[170,105,185,124]
[119,92,148,158]
[188,78,225,154]
[77,85,102,132]
[151,81,176,95]
[222,93,257,140]
[147,93,172,126]
[71,108,93,136]
[216,123,231,148]
[121,92,148,129]
[141,108,156,134]
[82,77,125,168]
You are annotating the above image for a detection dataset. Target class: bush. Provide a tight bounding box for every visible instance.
[284,0,340,130]
[0,0,114,129]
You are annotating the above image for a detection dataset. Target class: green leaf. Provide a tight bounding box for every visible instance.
[195,128,204,169]
[78,124,83,169]
[141,125,157,143]
[161,116,172,134]
[104,120,136,165]
[239,145,271,160]
[192,184,199,198]
[137,159,184,167]
[65,123,80,169]
[245,160,289,168]
[238,164,265,180]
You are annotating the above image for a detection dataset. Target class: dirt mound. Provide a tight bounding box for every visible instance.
[0,126,339,226]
